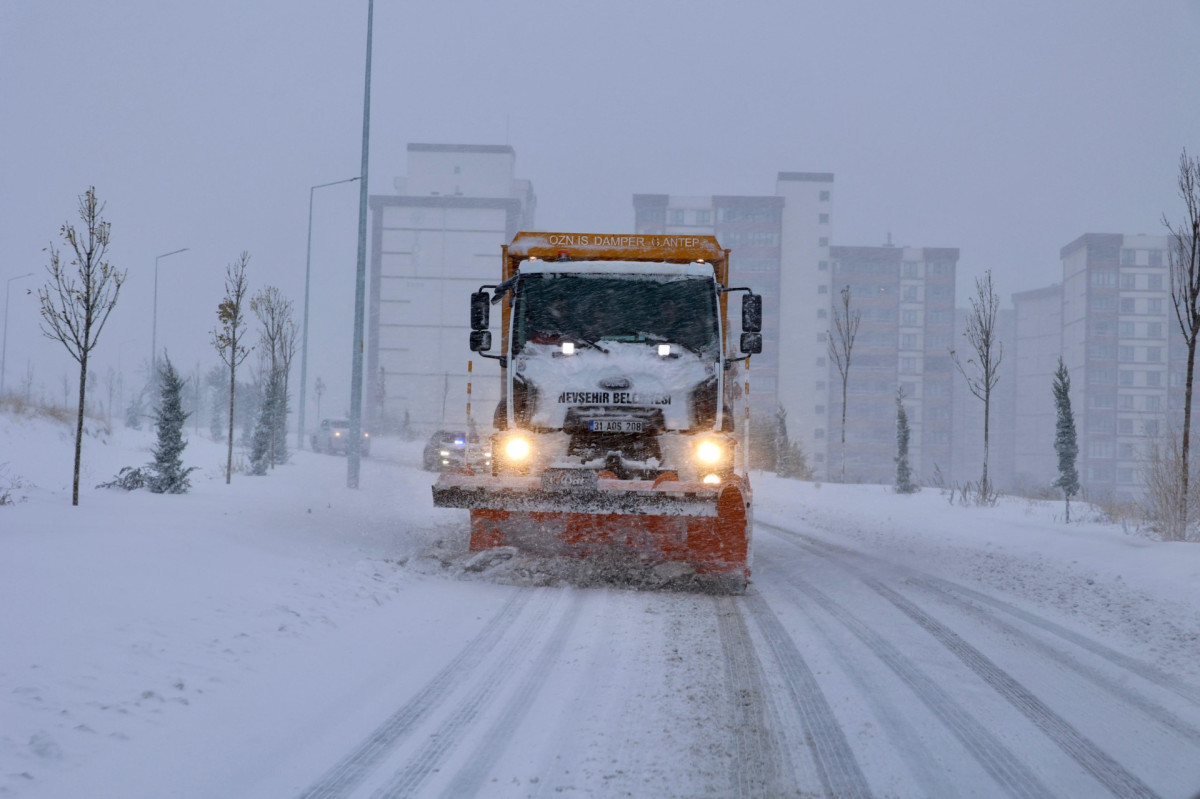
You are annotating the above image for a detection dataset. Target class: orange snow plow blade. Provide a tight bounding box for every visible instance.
[432,473,751,585]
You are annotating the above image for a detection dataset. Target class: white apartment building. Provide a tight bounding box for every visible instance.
[1058,233,1174,500]
[367,144,536,433]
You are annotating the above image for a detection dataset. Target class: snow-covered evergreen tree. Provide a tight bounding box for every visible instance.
[894,388,917,494]
[271,370,289,466]
[124,389,145,430]
[248,371,278,476]
[1052,356,1080,521]
[147,355,196,494]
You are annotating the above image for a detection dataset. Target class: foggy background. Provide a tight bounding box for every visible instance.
[3,0,1199,419]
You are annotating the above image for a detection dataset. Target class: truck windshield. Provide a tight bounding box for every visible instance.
[514,273,719,355]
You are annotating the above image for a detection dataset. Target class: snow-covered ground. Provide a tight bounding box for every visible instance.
[2,406,1199,798]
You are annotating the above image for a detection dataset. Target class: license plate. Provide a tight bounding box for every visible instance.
[587,419,643,433]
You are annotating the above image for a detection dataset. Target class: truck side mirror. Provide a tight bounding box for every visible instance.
[470,330,492,352]
[742,293,762,333]
[740,332,762,355]
[470,291,490,330]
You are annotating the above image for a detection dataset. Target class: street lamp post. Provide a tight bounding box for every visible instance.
[1,272,35,397]
[299,176,359,450]
[152,248,189,373]
[348,0,374,489]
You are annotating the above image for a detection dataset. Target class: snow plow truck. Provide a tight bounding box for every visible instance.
[432,232,762,590]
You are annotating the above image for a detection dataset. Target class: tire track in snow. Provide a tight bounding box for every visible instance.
[764,523,1164,799]
[740,588,874,799]
[919,575,1200,708]
[758,557,1055,799]
[436,590,586,798]
[767,521,1200,744]
[367,591,560,798]
[869,579,1162,799]
[297,589,533,799]
[714,595,790,797]
[911,576,1200,745]
[763,520,1200,709]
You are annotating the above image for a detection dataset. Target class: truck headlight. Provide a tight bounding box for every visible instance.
[695,439,724,464]
[504,436,532,461]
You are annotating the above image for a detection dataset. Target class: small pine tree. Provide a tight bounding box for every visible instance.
[271,369,289,466]
[124,390,145,430]
[1051,356,1080,521]
[248,372,278,476]
[147,355,196,494]
[894,387,917,494]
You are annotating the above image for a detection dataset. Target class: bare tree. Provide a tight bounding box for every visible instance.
[38,187,126,505]
[951,269,1003,496]
[251,286,297,467]
[1163,148,1200,538]
[211,253,252,484]
[827,284,860,482]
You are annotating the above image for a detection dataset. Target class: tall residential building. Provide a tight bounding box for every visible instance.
[1011,284,1064,491]
[632,174,833,473]
[1059,233,1174,500]
[367,144,536,432]
[826,244,958,484]
[776,173,834,477]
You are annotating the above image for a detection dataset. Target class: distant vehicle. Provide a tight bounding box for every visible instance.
[423,430,469,471]
[311,418,370,456]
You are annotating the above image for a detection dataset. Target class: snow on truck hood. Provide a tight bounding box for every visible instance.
[516,341,713,429]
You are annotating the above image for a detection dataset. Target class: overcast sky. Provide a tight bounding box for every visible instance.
[3,0,1199,417]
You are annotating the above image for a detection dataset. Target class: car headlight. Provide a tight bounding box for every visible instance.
[695,439,725,464]
[504,436,532,461]
[439,449,450,457]
[702,473,722,485]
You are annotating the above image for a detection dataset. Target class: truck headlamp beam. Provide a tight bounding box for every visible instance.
[696,439,725,464]
[504,436,532,461]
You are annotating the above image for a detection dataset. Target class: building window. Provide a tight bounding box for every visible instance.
[901,333,918,349]
[668,209,685,225]
[696,210,711,225]
[818,260,829,271]
[1147,346,1162,362]
[1092,294,1116,311]
[1119,346,1135,362]
[1120,273,1137,290]
[1149,274,1164,291]
[1091,341,1116,359]
[902,261,919,277]
[1120,297,1135,313]
[814,405,825,414]
[817,332,827,343]
[819,190,830,201]
[818,237,829,247]
[1145,420,1160,436]
[1148,298,1163,314]
[818,285,828,294]
[1090,393,1116,408]
[817,309,827,319]
[819,213,830,224]
[1118,395,1134,410]
[903,286,918,302]
[1147,322,1163,338]
[1119,443,1135,459]
[1145,395,1162,411]
[1117,468,1135,484]
[902,310,918,325]
[1091,270,1116,287]
[1118,370,1133,386]
[814,428,825,439]
[1119,418,1134,434]
[1121,249,1137,266]
[900,357,918,373]
[1119,321,1135,338]
[816,381,826,391]
[1088,440,1115,458]
[1146,370,1162,387]
[1149,249,1164,267]
[817,357,826,367]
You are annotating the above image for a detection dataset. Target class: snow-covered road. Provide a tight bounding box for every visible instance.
[3,414,1200,798]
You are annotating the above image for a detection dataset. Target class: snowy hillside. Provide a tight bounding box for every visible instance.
[2,405,1199,798]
